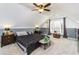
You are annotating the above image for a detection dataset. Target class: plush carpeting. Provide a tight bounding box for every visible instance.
[0,36,78,55]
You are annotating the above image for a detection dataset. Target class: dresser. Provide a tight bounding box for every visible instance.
[1,34,16,47]
[53,33,60,38]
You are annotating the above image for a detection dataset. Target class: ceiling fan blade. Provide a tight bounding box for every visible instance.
[44,3,51,8]
[32,9,38,11]
[44,9,51,11]
[33,3,39,7]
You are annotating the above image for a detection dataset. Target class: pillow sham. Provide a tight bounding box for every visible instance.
[16,31,27,36]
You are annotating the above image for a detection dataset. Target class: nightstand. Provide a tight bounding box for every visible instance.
[1,34,16,47]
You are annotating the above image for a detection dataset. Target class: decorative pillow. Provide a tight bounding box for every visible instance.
[27,31,33,35]
[27,32,30,35]
[16,31,28,36]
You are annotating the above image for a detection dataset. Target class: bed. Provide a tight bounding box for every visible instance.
[16,32,42,55]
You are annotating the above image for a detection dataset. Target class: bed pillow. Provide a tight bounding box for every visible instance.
[16,31,28,36]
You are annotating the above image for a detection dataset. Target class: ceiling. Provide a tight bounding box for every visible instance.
[0,3,79,28]
[20,3,79,23]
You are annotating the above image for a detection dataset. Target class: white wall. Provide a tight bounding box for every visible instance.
[0,3,46,29]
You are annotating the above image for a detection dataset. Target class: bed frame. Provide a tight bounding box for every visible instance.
[16,33,42,55]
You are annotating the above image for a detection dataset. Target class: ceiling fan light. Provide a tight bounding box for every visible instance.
[38,9,44,12]
[33,3,51,13]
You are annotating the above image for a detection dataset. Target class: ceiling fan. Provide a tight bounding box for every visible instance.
[33,3,51,13]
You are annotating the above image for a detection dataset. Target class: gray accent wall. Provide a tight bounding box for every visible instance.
[0,28,78,42]
[67,28,78,39]
[0,28,48,42]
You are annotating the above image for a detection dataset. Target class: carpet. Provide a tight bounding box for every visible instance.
[0,36,78,55]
